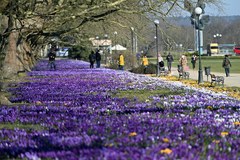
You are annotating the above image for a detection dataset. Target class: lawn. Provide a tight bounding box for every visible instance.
[149,56,240,73]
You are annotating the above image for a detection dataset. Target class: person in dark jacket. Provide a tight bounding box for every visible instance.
[89,51,96,68]
[48,48,56,70]
[166,52,173,72]
[222,55,232,77]
[95,49,101,68]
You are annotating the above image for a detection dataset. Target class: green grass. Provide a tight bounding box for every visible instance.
[0,122,46,131]
[149,57,240,73]
[191,59,239,73]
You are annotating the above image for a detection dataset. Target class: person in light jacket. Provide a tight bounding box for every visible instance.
[179,54,188,71]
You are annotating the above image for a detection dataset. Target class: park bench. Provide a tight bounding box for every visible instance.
[210,74,224,86]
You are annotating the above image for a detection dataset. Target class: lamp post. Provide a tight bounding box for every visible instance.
[131,27,134,56]
[195,7,203,84]
[192,19,198,51]
[154,20,160,76]
[96,36,99,49]
[114,31,117,55]
[104,34,108,65]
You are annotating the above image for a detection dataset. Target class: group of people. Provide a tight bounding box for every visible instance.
[73,47,232,77]
[48,46,232,78]
[88,50,125,70]
[141,53,232,77]
[178,54,198,72]
[141,52,174,74]
[88,49,101,68]
[141,52,196,74]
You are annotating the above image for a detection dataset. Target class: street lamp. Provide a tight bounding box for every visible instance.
[213,33,222,43]
[213,33,222,54]
[154,19,160,76]
[195,7,203,84]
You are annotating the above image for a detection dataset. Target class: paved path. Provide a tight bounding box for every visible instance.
[169,67,240,88]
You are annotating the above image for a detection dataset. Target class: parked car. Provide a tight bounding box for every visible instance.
[233,46,240,55]
[56,47,69,57]
[187,49,194,53]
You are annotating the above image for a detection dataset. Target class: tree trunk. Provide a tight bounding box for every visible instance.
[0,13,41,104]
[2,30,20,78]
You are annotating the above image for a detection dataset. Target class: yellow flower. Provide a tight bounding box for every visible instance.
[207,106,213,110]
[160,148,172,154]
[129,132,137,137]
[36,101,42,105]
[162,138,170,143]
[64,102,69,106]
[212,140,220,144]
[221,131,229,137]
[107,143,114,147]
[233,122,240,126]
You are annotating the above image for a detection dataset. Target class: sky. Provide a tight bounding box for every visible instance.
[206,0,240,16]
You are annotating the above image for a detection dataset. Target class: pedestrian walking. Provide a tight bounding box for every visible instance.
[118,53,124,70]
[89,51,95,68]
[48,47,56,70]
[166,52,174,72]
[95,49,101,68]
[222,55,232,77]
[191,54,197,69]
[142,54,149,74]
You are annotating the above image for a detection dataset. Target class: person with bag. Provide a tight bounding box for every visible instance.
[222,55,232,77]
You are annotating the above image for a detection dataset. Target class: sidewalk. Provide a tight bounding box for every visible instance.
[169,67,240,88]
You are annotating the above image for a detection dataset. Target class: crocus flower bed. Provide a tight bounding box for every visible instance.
[1,59,239,160]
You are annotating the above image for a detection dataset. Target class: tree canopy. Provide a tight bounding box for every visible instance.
[0,0,222,78]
